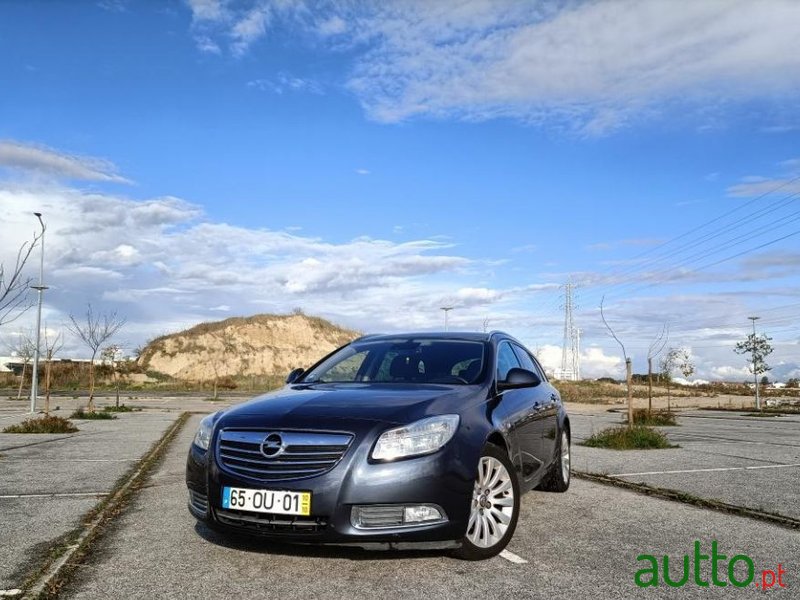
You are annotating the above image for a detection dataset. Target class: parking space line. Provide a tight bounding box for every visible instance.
[610,463,800,477]
[499,550,528,564]
[0,492,109,499]
[0,458,137,462]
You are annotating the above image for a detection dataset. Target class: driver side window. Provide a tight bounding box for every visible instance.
[496,342,521,381]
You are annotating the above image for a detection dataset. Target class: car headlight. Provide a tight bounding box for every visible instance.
[193,413,216,451]
[372,415,460,461]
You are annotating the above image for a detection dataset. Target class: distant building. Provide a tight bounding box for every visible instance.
[1,356,91,376]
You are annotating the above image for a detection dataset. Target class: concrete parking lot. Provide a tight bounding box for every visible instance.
[65,415,796,599]
[1,399,797,598]
[569,408,800,520]
[0,408,180,593]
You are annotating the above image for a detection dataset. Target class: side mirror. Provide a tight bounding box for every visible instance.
[498,367,541,390]
[286,367,305,384]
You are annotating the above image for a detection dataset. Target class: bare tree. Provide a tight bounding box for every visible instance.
[660,347,694,413]
[100,344,123,408]
[647,323,669,416]
[43,327,64,415]
[7,330,35,400]
[67,304,126,412]
[600,297,633,428]
[0,231,43,328]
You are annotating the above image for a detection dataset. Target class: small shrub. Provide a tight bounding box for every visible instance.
[103,404,138,413]
[582,426,677,450]
[3,415,79,434]
[70,408,116,420]
[628,409,678,426]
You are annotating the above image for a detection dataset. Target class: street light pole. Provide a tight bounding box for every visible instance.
[440,306,454,332]
[748,316,760,411]
[30,212,47,414]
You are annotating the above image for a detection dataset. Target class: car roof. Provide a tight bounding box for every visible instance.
[352,331,511,343]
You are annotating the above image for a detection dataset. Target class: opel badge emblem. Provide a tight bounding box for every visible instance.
[261,433,284,458]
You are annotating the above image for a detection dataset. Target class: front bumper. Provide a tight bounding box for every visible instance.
[186,430,476,545]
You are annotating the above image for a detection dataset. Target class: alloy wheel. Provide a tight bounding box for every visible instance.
[561,431,570,483]
[466,455,515,548]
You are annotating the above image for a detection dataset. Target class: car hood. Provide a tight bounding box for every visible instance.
[217,382,483,430]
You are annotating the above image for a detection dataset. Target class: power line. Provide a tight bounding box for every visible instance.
[586,192,800,300]
[580,176,800,304]
[598,227,800,303]
[592,174,800,278]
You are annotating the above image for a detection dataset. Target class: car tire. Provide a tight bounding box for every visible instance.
[537,428,570,493]
[452,443,520,561]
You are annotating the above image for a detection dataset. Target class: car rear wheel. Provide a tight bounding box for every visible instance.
[537,429,570,492]
[453,444,520,560]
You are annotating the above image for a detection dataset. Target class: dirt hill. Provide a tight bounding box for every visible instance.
[138,313,359,381]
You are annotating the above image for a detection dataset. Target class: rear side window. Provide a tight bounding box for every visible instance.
[512,344,546,381]
[496,342,521,381]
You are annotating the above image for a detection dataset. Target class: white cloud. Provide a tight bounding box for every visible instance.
[0,140,131,183]
[355,168,370,175]
[186,0,226,22]
[0,182,500,352]
[184,0,305,56]
[317,15,346,36]
[247,73,323,94]
[710,364,752,380]
[344,0,800,133]
[97,0,128,12]
[180,1,800,132]
[231,4,272,56]
[195,35,222,54]
[727,177,800,197]
[535,344,623,380]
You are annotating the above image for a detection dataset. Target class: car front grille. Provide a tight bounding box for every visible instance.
[215,508,328,534]
[216,429,353,482]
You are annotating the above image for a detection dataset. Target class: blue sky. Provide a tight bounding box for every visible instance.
[1,0,799,381]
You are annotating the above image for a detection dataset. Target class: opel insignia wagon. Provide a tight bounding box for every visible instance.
[186,331,570,560]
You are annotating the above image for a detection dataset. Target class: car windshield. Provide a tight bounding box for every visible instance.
[301,339,487,385]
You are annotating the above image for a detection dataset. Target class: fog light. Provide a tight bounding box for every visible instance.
[351,504,447,528]
[404,505,442,523]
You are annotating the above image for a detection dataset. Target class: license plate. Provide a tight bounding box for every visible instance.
[222,486,311,516]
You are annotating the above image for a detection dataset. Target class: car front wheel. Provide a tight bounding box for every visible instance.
[453,444,520,560]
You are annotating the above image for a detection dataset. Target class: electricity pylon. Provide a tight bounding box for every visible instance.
[556,282,580,381]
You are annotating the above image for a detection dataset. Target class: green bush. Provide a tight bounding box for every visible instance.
[103,404,138,413]
[627,409,678,426]
[582,426,677,450]
[70,408,116,420]
[3,415,79,434]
